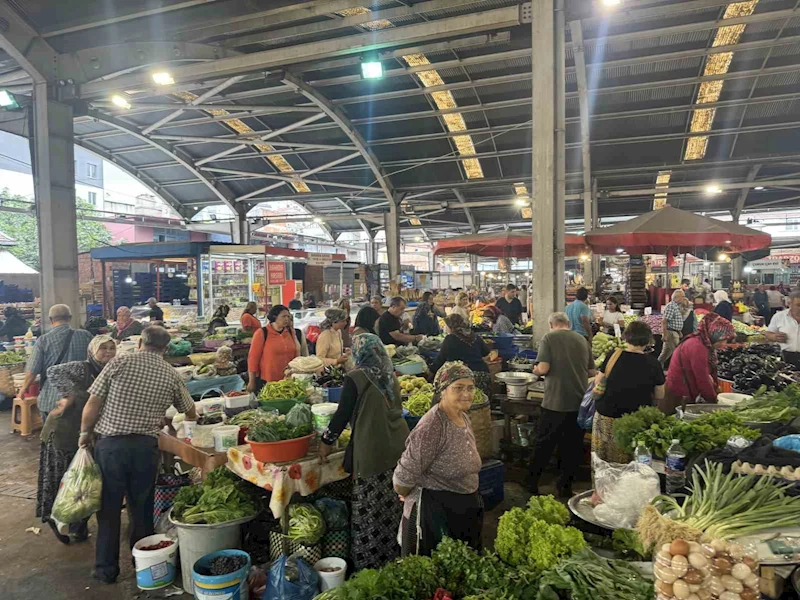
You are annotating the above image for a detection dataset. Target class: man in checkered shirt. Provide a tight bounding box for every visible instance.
[658,289,689,367]
[80,326,197,584]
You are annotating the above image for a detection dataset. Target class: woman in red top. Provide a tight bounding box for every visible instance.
[246,304,299,393]
[240,301,261,334]
[663,313,734,414]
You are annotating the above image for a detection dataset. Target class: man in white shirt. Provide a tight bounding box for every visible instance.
[766,290,800,366]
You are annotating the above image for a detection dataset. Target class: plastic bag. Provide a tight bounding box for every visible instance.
[51,448,103,524]
[591,453,660,529]
[313,498,349,530]
[265,555,319,600]
[774,434,800,453]
[577,382,595,430]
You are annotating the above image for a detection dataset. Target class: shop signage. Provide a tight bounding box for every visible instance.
[267,261,286,285]
[307,252,333,266]
[749,258,788,270]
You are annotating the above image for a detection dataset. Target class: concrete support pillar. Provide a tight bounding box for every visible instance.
[232,207,250,244]
[31,85,80,326]
[365,237,378,264]
[531,0,558,342]
[591,178,601,290]
[732,257,744,281]
[384,202,401,289]
[554,0,566,310]
[470,255,479,287]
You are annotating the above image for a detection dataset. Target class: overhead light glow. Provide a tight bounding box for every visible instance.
[754,186,765,191]
[111,94,132,110]
[515,197,528,207]
[703,262,710,267]
[193,206,199,210]
[602,0,622,6]
[152,71,175,86]
[744,266,753,273]
[124,276,133,284]
[705,184,723,195]
[724,240,732,244]
[0,90,19,109]
[414,236,423,242]
[361,61,383,80]
[719,253,728,261]
[616,248,624,253]
[313,217,323,224]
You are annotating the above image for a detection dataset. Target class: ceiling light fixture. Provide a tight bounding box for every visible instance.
[414,236,423,242]
[754,186,765,191]
[724,240,732,244]
[360,59,383,80]
[0,90,19,109]
[719,253,728,261]
[515,197,528,207]
[152,71,175,86]
[616,248,624,253]
[313,217,323,224]
[705,184,723,195]
[602,0,622,6]
[111,93,132,110]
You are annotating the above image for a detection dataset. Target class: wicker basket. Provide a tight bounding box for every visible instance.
[0,363,25,397]
[468,400,492,459]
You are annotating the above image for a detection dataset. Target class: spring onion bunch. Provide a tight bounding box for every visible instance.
[652,460,800,539]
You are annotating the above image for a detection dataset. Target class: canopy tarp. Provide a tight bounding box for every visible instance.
[585,206,771,255]
[434,232,588,258]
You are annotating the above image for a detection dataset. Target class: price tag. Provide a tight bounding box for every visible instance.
[613,323,622,339]
[644,307,652,315]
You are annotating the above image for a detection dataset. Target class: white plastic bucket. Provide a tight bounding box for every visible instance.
[314,557,347,591]
[213,425,241,452]
[132,534,178,590]
[311,403,338,433]
[191,422,223,448]
[169,509,252,593]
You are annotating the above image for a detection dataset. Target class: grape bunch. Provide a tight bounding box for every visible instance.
[209,554,248,576]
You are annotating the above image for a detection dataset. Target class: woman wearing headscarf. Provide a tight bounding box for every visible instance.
[315,308,351,366]
[413,291,444,337]
[207,304,230,334]
[318,334,409,570]
[451,292,471,324]
[394,362,483,556]
[662,313,735,414]
[337,297,352,349]
[713,289,734,322]
[0,306,29,341]
[240,301,261,334]
[352,305,379,337]
[431,314,491,397]
[483,305,514,334]
[111,306,143,341]
[36,335,117,544]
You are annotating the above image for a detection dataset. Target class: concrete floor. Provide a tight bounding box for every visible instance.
[0,409,589,599]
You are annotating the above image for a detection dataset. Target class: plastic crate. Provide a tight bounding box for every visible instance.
[478,459,504,511]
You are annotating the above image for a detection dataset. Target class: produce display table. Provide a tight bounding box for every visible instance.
[158,430,228,477]
[186,374,244,397]
[226,442,347,518]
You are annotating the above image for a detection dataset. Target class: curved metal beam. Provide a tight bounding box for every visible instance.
[332,197,371,236]
[86,108,238,214]
[280,72,396,209]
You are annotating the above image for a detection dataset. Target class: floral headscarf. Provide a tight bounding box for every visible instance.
[48,334,115,395]
[445,313,474,345]
[320,308,348,331]
[483,305,502,322]
[434,361,474,396]
[682,312,734,383]
[115,306,133,331]
[352,333,396,400]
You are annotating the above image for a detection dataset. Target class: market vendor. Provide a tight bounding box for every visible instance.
[0,306,29,341]
[145,297,163,322]
[378,296,423,346]
[370,294,385,315]
[451,291,471,324]
[352,305,380,337]
[600,296,625,334]
[483,305,514,334]
[394,361,483,556]
[318,333,408,570]
[240,301,261,334]
[315,308,351,366]
[765,290,800,367]
[337,297,353,348]
[565,287,593,343]
[111,306,144,341]
[413,291,444,336]
[431,314,491,397]
[662,313,734,414]
[495,284,524,325]
[247,304,299,392]
[713,290,734,322]
[206,304,230,334]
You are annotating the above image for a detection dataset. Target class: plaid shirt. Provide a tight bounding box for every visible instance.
[663,300,684,332]
[27,324,93,412]
[90,350,194,438]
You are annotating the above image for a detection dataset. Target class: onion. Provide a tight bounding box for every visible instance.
[689,552,708,569]
[731,563,751,581]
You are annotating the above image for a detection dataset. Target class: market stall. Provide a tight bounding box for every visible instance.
[433,231,589,258]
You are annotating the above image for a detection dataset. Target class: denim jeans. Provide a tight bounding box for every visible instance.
[93,434,159,581]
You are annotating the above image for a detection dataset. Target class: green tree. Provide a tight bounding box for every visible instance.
[0,190,113,270]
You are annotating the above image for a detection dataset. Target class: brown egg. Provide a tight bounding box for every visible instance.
[741,556,757,571]
[684,568,705,585]
[671,539,691,556]
[656,580,674,596]
[713,557,733,574]
[696,588,712,600]
[740,589,758,600]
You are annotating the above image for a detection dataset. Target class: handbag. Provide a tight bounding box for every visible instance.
[41,329,75,389]
[591,348,623,401]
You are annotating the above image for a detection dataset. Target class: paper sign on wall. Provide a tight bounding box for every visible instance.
[267,262,286,285]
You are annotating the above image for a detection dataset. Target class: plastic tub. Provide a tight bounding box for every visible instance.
[314,557,347,591]
[246,433,314,463]
[396,361,425,376]
[224,392,253,410]
[325,386,343,402]
[717,392,752,406]
[132,534,178,590]
[198,397,225,415]
[258,399,300,414]
[311,403,338,433]
[169,509,253,593]
[193,549,251,600]
[191,421,224,448]
[213,425,241,452]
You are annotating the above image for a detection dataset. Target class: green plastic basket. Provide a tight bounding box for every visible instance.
[258,399,301,414]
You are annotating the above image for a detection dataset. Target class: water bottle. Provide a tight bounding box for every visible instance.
[665,439,687,494]
[634,441,652,467]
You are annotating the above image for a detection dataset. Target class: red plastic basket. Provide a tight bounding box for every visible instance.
[246,433,314,463]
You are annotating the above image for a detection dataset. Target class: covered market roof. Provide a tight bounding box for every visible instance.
[2,0,800,242]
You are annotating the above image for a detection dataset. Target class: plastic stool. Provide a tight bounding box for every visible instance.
[10,396,42,436]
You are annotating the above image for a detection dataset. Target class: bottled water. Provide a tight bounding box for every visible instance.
[634,441,652,467]
[665,438,687,494]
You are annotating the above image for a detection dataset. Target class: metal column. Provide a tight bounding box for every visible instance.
[531,0,558,342]
[554,0,567,310]
[232,207,250,243]
[384,203,401,290]
[31,85,80,326]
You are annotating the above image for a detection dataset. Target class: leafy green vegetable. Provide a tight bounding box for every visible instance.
[611,529,649,560]
[257,379,308,401]
[612,406,667,452]
[286,402,313,430]
[287,504,326,544]
[536,549,654,600]
[731,383,800,422]
[0,350,26,364]
[247,414,312,442]
[171,466,257,524]
[525,495,569,526]
[432,538,511,600]
[403,391,433,416]
[51,449,102,524]
[228,409,266,427]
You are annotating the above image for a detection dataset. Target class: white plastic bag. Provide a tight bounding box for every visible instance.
[51,447,103,524]
[592,453,660,529]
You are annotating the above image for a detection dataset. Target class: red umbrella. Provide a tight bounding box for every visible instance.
[585,206,771,255]
[434,231,589,258]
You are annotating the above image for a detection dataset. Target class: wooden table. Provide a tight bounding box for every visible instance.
[158,431,228,477]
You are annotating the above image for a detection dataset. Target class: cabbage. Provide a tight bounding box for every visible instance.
[286,402,313,430]
[51,448,103,524]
